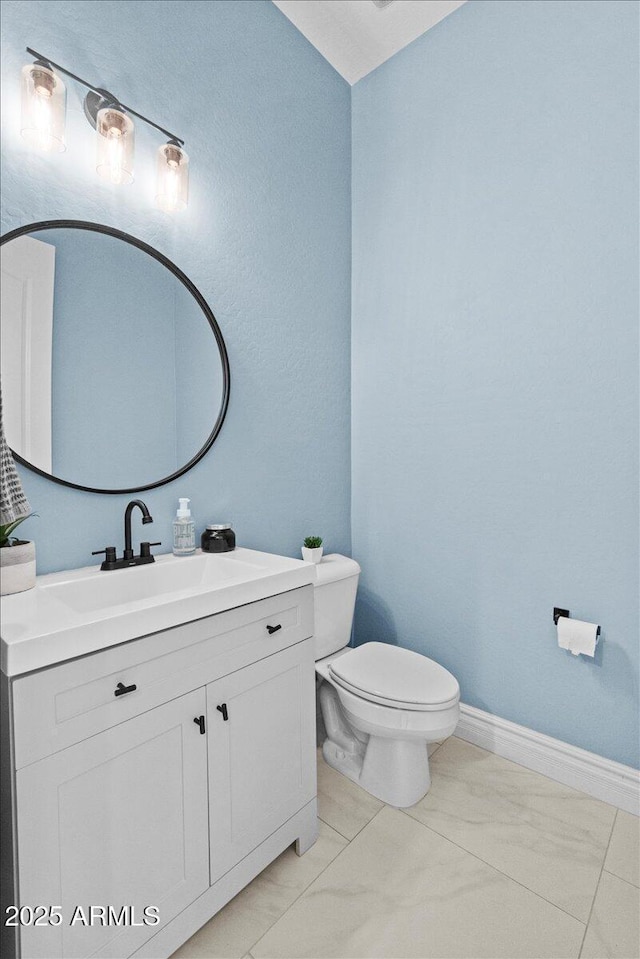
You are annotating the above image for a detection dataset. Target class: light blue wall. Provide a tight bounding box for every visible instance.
[1,0,351,570]
[351,0,639,767]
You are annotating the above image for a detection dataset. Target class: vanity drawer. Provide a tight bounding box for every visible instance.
[12,585,313,769]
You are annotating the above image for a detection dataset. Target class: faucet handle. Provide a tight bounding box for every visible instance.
[140,541,162,558]
[92,546,117,563]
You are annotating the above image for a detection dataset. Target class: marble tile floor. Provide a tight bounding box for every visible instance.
[172,737,639,959]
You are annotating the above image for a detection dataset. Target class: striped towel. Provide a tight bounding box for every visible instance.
[0,385,31,525]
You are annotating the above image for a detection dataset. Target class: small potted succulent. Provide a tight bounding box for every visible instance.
[0,513,36,596]
[302,535,323,564]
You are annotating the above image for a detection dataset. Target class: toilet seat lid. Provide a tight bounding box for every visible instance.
[328,642,459,710]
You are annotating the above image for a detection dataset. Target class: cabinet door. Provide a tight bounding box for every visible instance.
[16,688,209,959]
[207,641,316,884]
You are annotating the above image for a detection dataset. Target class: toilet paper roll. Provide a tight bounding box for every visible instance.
[557,617,599,658]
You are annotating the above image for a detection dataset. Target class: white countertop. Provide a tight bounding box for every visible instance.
[1,548,315,677]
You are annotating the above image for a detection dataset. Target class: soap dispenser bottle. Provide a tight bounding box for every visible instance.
[173,498,196,556]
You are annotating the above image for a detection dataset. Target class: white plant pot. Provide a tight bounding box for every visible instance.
[0,540,36,595]
[301,546,323,564]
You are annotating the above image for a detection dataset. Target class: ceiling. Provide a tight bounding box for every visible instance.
[272,0,467,85]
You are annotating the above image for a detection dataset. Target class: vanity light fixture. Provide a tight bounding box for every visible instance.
[156,140,189,212]
[21,48,189,210]
[20,59,66,153]
[93,102,135,186]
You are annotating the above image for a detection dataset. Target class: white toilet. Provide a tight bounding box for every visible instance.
[314,554,460,808]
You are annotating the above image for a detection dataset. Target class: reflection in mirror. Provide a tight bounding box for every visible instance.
[0,224,229,492]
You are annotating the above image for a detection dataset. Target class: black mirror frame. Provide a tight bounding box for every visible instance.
[0,219,230,495]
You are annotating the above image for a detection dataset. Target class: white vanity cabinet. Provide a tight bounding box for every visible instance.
[1,584,318,959]
[207,641,316,884]
[15,689,210,959]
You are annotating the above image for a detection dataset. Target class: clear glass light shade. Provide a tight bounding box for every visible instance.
[96,107,134,185]
[20,63,66,153]
[155,142,189,212]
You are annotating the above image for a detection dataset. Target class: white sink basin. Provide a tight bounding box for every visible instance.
[41,551,272,615]
[1,548,315,676]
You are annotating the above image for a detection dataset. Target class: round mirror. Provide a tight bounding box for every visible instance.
[0,221,230,493]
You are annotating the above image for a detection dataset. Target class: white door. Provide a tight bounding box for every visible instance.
[0,234,55,472]
[207,642,316,884]
[16,688,209,959]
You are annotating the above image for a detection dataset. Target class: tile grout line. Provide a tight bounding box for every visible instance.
[601,867,640,891]
[578,810,619,959]
[317,810,358,842]
[340,801,388,843]
[246,807,387,957]
[396,805,593,930]
[317,803,383,843]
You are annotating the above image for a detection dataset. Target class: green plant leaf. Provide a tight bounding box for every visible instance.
[0,513,36,548]
[303,535,323,549]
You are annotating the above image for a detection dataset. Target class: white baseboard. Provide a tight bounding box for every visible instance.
[456,703,640,816]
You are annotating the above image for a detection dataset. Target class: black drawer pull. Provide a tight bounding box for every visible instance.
[216,703,229,721]
[114,681,137,697]
[266,623,282,634]
[194,715,206,734]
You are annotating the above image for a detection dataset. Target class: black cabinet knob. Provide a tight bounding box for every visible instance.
[114,681,137,697]
[216,703,229,721]
[266,624,282,635]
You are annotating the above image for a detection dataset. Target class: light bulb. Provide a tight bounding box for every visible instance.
[96,107,134,185]
[20,62,66,153]
[155,142,189,212]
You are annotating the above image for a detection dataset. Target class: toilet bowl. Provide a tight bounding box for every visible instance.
[313,555,460,808]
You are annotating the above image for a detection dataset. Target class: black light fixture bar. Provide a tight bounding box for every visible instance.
[26,47,185,146]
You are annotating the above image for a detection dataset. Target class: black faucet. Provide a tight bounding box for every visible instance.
[124,499,153,560]
[93,499,161,571]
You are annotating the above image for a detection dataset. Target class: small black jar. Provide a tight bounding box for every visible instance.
[201,524,235,553]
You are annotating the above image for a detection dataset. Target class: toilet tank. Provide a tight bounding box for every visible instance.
[313,554,361,660]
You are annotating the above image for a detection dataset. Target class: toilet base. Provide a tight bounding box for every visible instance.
[322,735,431,808]
[320,682,432,808]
